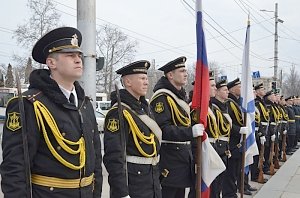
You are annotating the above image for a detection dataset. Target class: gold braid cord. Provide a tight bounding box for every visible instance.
[216,110,230,137]
[207,113,219,139]
[33,101,85,170]
[258,102,269,121]
[167,96,191,127]
[123,109,157,157]
[229,102,243,126]
[255,110,261,124]
[280,107,289,121]
[271,106,280,123]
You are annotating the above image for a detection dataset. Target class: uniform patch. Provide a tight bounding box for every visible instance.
[192,111,198,122]
[6,112,22,131]
[107,119,119,132]
[155,102,164,113]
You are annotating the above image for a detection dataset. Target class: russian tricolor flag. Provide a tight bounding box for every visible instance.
[192,1,226,197]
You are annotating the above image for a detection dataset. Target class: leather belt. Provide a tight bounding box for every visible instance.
[270,122,277,126]
[31,173,94,189]
[127,155,159,165]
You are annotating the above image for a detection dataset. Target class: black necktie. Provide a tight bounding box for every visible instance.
[69,93,75,105]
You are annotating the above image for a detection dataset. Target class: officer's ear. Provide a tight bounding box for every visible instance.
[166,71,173,80]
[46,58,56,71]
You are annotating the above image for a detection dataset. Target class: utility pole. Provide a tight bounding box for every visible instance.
[261,3,283,88]
[274,3,278,82]
[77,0,97,107]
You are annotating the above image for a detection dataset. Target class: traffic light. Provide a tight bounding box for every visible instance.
[271,81,277,90]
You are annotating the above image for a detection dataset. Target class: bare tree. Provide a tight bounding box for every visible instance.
[96,24,138,98]
[5,64,14,88]
[282,65,300,97]
[146,59,164,99]
[209,61,225,81]
[24,57,33,84]
[13,0,61,69]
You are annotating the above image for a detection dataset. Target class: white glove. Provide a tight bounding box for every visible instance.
[271,134,276,142]
[192,124,205,137]
[283,130,287,135]
[239,127,248,135]
[122,196,130,198]
[260,136,266,145]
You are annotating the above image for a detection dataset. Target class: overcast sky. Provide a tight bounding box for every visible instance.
[1,0,299,81]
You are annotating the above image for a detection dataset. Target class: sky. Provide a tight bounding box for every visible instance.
[0,0,300,82]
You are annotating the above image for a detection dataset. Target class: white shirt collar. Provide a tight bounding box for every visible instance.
[58,84,78,107]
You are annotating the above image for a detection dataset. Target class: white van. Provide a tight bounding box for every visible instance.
[96,101,111,115]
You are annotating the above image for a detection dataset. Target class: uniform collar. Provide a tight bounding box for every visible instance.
[58,84,78,107]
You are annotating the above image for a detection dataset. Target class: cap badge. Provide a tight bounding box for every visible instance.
[71,34,79,46]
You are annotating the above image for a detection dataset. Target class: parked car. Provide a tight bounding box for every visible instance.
[95,110,106,133]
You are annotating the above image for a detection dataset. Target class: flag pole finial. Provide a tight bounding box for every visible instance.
[247,13,250,25]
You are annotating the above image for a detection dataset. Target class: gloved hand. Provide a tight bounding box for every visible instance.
[271,134,276,142]
[122,196,130,198]
[239,127,248,135]
[260,136,266,145]
[283,130,287,135]
[192,124,205,137]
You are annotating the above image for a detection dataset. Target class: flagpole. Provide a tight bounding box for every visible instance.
[196,109,202,198]
[240,112,247,198]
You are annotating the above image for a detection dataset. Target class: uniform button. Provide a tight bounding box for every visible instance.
[92,140,93,144]
[137,171,141,175]
[50,187,54,191]
[62,132,66,136]
[57,146,61,150]
[139,141,142,144]
[176,147,179,150]
[84,106,87,109]
[92,129,94,133]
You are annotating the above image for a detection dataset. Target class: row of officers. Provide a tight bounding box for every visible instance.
[1,26,299,198]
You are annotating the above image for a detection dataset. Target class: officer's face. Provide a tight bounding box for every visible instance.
[256,87,265,97]
[216,86,229,101]
[169,67,188,87]
[209,80,217,97]
[47,52,83,81]
[123,73,148,98]
[229,84,241,97]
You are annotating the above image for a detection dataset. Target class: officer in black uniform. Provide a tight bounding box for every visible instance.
[150,57,204,198]
[278,96,289,158]
[263,90,278,174]
[189,72,226,198]
[211,79,231,198]
[293,96,300,147]
[103,61,162,198]
[0,27,103,197]
[251,83,268,183]
[286,96,296,154]
[222,78,249,198]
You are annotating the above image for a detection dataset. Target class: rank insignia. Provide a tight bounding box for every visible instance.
[155,102,164,113]
[6,112,21,132]
[107,119,119,132]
